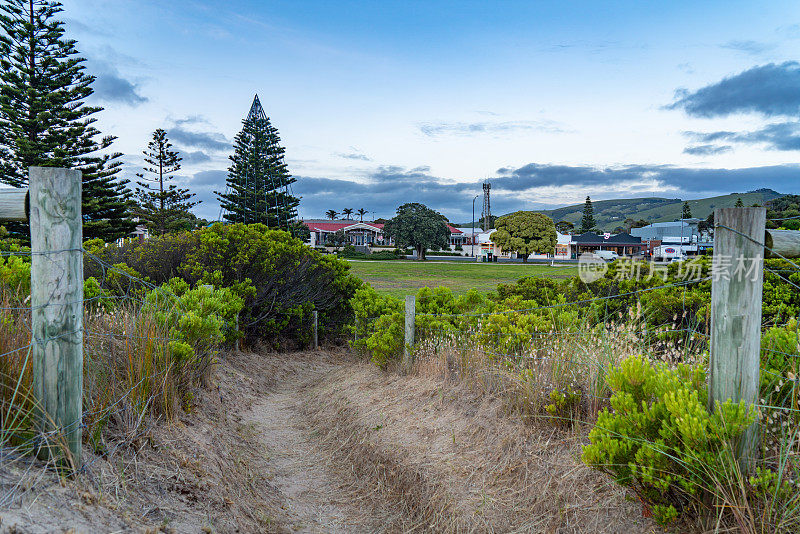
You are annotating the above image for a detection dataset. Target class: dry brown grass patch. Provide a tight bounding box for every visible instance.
[304,358,660,533]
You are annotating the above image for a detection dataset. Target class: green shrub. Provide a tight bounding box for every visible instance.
[121,232,194,284]
[0,254,30,295]
[340,249,399,260]
[544,387,582,427]
[95,223,360,343]
[83,276,114,311]
[582,355,755,525]
[761,319,799,410]
[760,319,800,463]
[143,278,244,363]
[183,224,362,342]
[350,285,404,365]
[0,226,26,254]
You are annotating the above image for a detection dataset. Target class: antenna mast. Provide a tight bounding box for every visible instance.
[481,181,492,231]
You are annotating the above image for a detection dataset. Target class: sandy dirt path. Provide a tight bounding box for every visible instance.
[0,350,655,533]
[243,358,385,533]
[0,351,392,534]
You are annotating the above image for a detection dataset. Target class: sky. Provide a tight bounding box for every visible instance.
[61,0,800,222]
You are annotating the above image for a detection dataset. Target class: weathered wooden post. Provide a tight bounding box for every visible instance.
[764,229,800,258]
[0,188,28,220]
[403,295,415,371]
[313,310,319,349]
[235,314,240,352]
[709,207,765,472]
[28,167,84,469]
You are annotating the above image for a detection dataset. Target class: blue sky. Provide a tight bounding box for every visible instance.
[62,0,800,221]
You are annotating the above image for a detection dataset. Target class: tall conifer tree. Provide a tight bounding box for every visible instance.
[0,0,135,241]
[134,129,199,235]
[216,95,299,228]
[580,196,596,233]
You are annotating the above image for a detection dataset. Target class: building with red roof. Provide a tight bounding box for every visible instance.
[302,219,464,247]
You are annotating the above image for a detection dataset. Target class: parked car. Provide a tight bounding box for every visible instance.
[593,250,619,261]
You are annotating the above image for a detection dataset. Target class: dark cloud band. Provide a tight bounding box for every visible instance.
[668,61,800,118]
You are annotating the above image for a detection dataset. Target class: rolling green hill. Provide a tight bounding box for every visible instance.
[460,189,783,230]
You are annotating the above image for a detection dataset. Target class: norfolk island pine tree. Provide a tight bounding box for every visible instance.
[216,95,299,228]
[580,196,596,233]
[0,0,135,241]
[134,129,200,235]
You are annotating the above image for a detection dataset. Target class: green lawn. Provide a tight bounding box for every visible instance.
[346,259,577,298]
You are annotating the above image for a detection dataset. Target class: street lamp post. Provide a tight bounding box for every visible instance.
[471,194,479,257]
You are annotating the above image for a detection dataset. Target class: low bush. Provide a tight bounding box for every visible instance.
[0,253,30,295]
[350,285,404,366]
[582,355,744,524]
[142,278,244,365]
[0,262,238,461]
[340,249,400,260]
[86,223,362,344]
[424,250,465,257]
[580,355,800,529]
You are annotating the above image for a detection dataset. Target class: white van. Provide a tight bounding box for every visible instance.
[593,250,619,261]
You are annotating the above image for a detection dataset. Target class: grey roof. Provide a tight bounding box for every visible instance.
[570,232,643,245]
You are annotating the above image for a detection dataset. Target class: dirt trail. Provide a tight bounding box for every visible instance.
[1,350,655,533]
[243,359,386,533]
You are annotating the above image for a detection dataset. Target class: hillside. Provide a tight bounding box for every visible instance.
[461,189,783,230]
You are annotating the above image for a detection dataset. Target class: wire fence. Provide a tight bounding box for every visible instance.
[351,233,800,479]
[0,244,225,507]
[2,198,800,527]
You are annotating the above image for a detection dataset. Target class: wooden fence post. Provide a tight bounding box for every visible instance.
[235,314,240,352]
[0,188,28,220]
[709,207,765,473]
[313,310,319,349]
[403,295,415,371]
[29,167,83,469]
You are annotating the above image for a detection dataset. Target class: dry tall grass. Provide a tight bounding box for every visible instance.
[405,316,800,533]
[413,313,705,427]
[0,282,207,501]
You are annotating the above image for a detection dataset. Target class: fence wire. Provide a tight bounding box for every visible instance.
[1,244,226,508]
[351,239,800,502]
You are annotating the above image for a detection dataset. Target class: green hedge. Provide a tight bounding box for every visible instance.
[85,223,363,344]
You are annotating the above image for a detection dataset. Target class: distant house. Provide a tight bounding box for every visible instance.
[447,225,465,246]
[302,219,464,248]
[630,219,699,243]
[132,224,149,243]
[555,231,571,257]
[303,220,385,246]
[568,232,645,258]
[463,229,571,260]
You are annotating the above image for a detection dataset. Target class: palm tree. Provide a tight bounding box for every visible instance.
[326,209,338,220]
[342,208,354,219]
[357,208,368,222]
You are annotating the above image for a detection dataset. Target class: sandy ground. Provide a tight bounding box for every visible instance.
[242,356,392,533]
[0,350,656,533]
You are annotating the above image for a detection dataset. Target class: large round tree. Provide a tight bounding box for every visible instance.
[383,202,450,261]
[492,211,557,262]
